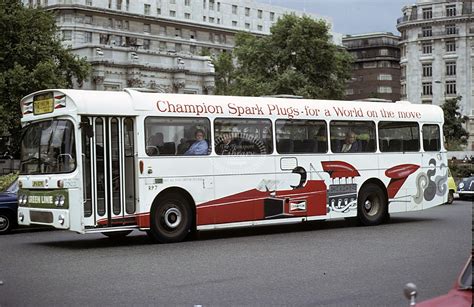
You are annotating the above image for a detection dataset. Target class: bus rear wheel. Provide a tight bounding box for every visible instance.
[149,193,192,243]
[357,184,387,226]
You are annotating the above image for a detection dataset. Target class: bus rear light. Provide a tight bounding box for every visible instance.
[139,160,144,174]
[57,180,64,188]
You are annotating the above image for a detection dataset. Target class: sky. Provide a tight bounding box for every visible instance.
[260,0,415,35]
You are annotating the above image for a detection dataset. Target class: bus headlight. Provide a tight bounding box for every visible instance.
[54,195,65,207]
[18,194,27,205]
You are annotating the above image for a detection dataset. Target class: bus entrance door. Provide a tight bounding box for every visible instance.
[81,116,137,229]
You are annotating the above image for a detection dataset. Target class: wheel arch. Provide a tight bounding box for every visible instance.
[152,187,197,231]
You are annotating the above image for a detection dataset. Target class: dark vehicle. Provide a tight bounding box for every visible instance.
[404,255,472,306]
[0,179,18,234]
[457,176,474,200]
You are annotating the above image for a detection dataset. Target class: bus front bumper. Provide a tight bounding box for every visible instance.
[18,207,70,230]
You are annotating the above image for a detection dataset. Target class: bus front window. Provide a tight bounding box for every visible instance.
[20,120,76,174]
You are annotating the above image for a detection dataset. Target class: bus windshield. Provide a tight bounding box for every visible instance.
[20,119,76,175]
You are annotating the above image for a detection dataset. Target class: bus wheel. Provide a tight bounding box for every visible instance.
[102,230,132,239]
[446,191,454,204]
[357,184,387,226]
[0,211,14,234]
[149,193,192,243]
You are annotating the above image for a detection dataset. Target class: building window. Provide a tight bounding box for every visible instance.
[232,20,237,27]
[446,81,456,94]
[143,39,150,50]
[84,15,92,24]
[245,7,250,16]
[85,0,92,5]
[363,62,377,68]
[378,74,392,81]
[124,20,129,30]
[170,0,176,4]
[189,30,196,39]
[116,0,122,9]
[379,48,388,56]
[159,41,167,50]
[125,0,129,10]
[446,40,456,52]
[203,16,206,22]
[217,18,220,24]
[422,42,432,54]
[422,100,432,105]
[144,24,151,33]
[209,17,214,23]
[159,25,166,35]
[378,86,392,94]
[170,10,176,17]
[245,23,250,29]
[62,30,72,40]
[209,0,214,10]
[175,28,181,37]
[185,13,191,19]
[257,25,263,31]
[175,43,182,52]
[422,26,432,37]
[270,12,275,21]
[157,8,161,14]
[446,62,456,76]
[83,31,92,43]
[232,5,237,14]
[422,8,432,19]
[185,0,190,5]
[190,45,196,54]
[401,84,406,96]
[258,10,262,18]
[144,4,150,15]
[422,82,432,96]
[446,4,456,16]
[217,2,220,11]
[422,63,432,77]
[445,24,457,35]
[116,20,123,29]
[203,0,206,9]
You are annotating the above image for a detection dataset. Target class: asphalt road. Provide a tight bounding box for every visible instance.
[0,200,471,306]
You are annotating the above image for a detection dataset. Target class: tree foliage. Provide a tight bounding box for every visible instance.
[442,96,469,150]
[0,1,90,153]
[214,14,352,99]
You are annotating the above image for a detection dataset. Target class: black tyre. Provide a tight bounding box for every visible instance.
[149,193,192,243]
[357,184,387,226]
[0,211,15,235]
[102,230,132,239]
[446,191,454,204]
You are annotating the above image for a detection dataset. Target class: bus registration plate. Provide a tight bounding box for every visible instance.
[33,96,54,115]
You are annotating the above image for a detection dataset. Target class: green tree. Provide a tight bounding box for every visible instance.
[215,14,352,98]
[0,1,90,154]
[442,96,469,150]
[213,52,235,95]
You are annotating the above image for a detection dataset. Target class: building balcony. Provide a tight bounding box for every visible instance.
[417,29,459,39]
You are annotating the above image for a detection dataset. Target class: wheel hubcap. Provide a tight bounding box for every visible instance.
[164,208,182,229]
[364,197,380,217]
[0,216,9,231]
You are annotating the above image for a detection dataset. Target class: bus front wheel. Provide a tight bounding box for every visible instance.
[357,184,387,226]
[149,193,192,243]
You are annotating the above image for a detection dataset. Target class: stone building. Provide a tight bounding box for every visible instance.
[397,0,473,149]
[24,0,333,95]
[343,32,401,102]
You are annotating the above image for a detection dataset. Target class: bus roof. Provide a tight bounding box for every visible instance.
[20,89,444,124]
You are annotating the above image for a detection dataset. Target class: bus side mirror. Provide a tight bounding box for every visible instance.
[80,121,93,138]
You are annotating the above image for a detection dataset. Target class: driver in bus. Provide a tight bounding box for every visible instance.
[184,129,208,155]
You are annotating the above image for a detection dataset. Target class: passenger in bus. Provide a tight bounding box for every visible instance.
[184,129,208,155]
[341,131,361,153]
[147,132,164,155]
